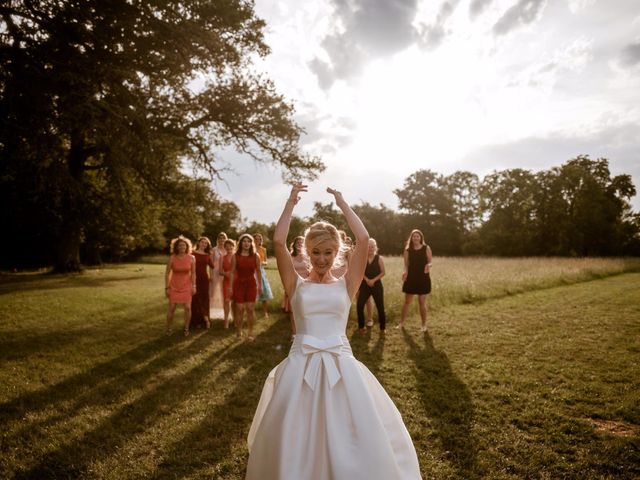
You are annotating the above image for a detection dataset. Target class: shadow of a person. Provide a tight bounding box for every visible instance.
[402,329,477,478]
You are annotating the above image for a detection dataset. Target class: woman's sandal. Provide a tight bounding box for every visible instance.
[183,327,190,337]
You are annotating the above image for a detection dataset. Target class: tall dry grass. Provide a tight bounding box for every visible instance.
[380,256,640,314]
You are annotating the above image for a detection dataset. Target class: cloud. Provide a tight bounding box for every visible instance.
[493,0,548,36]
[416,0,462,49]
[618,41,640,67]
[469,0,494,20]
[309,0,420,89]
[295,108,357,156]
[506,37,593,90]
[567,0,596,14]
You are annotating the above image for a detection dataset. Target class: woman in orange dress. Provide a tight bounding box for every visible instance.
[165,236,196,336]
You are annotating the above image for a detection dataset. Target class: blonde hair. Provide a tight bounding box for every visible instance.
[304,221,348,269]
[368,238,378,254]
[290,236,305,257]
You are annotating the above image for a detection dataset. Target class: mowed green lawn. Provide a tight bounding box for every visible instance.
[1,257,639,479]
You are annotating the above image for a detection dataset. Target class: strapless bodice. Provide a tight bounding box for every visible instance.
[290,276,351,338]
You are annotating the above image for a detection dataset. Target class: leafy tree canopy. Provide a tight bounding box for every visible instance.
[1,0,324,270]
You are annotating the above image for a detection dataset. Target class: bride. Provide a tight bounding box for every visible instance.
[245,184,422,480]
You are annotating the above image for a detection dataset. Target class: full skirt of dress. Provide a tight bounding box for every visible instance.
[246,335,422,480]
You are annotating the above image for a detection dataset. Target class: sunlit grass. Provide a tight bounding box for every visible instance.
[0,258,638,479]
[381,256,640,316]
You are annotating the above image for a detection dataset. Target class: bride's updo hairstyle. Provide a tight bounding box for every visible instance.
[303,221,349,269]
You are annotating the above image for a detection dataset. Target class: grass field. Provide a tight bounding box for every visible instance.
[1,257,639,479]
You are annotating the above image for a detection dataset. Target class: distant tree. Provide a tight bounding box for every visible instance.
[393,169,460,254]
[203,199,243,242]
[309,202,349,233]
[478,169,538,255]
[442,171,481,234]
[0,0,324,271]
[547,156,636,255]
[352,202,403,254]
[620,211,640,255]
[533,169,573,254]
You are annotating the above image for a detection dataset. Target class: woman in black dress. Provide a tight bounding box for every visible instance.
[357,238,386,334]
[398,229,432,332]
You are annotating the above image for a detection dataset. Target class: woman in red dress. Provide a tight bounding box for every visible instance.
[230,234,262,341]
[165,236,196,336]
[191,236,215,330]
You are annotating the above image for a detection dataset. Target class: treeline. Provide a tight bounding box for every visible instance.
[1,153,638,270]
[243,155,640,258]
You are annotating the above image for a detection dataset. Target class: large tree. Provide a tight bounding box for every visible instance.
[541,156,636,255]
[0,0,323,270]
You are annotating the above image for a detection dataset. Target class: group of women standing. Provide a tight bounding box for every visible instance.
[164,232,274,338]
[164,227,433,338]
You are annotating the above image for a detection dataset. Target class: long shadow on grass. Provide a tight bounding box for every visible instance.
[402,330,477,479]
[0,302,166,363]
[4,329,233,478]
[11,320,287,479]
[144,318,292,479]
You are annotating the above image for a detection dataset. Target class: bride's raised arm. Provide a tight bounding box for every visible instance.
[274,183,308,298]
[326,188,369,298]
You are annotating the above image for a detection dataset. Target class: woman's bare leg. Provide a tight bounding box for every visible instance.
[166,303,177,334]
[235,303,245,338]
[183,304,192,336]
[246,302,256,340]
[397,294,413,329]
[223,299,231,328]
[418,295,428,331]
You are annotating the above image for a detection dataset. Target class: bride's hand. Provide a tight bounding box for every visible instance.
[288,183,308,205]
[326,187,344,202]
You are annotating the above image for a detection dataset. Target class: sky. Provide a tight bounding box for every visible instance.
[213,0,640,224]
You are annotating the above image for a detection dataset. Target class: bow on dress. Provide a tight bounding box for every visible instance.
[300,335,344,391]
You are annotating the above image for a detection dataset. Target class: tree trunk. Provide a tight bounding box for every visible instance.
[53,223,83,272]
[52,135,86,272]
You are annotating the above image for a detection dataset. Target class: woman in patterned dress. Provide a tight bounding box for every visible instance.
[219,238,235,328]
[254,233,273,318]
[209,232,227,319]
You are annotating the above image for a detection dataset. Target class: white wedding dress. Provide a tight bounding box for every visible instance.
[246,277,422,479]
